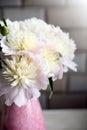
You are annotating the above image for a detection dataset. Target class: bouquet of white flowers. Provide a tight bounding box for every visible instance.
[0,18,77,107]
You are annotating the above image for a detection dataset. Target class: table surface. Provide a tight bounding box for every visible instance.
[43,109,87,130]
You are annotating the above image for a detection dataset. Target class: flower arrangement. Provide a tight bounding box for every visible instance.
[0,18,77,107]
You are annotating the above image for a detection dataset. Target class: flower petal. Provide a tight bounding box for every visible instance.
[1,37,16,55]
[5,86,40,107]
[62,57,77,71]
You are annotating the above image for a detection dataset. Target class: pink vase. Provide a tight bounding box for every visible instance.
[1,98,47,130]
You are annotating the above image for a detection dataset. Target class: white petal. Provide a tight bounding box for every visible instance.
[28,87,40,99]
[1,37,16,55]
[14,87,29,107]
[62,57,77,71]
[5,86,20,106]
[5,87,28,107]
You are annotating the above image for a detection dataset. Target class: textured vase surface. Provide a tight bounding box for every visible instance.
[1,98,47,130]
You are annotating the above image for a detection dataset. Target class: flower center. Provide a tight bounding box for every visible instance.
[42,48,61,73]
[3,56,38,88]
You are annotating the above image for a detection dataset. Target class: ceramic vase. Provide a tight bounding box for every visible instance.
[1,98,47,130]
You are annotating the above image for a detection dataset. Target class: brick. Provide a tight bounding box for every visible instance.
[47,7,87,28]
[69,30,87,50]
[69,75,87,91]
[39,94,48,109]
[53,76,67,92]
[0,10,1,20]
[46,76,67,93]
[24,0,65,6]
[3,8,45,21]
[67,0,87,6]
[49,94,86,109]
[0,0,22,6]
[74,52,86,72]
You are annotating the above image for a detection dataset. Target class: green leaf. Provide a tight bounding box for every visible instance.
[0,24,2,31]
[0,18,9,36]
[2,18,7,26]
[59,53,62,57]
[48,77,54,99]
[0,25,9,36]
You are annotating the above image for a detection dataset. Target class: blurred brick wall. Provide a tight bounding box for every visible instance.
[0,0,87,109]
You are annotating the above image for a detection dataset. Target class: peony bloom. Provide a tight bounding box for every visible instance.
[0,18,77,107]
[40,26,77,80]
[41,46,63,80]
[0,55,48,106]
[24,18,52,37]
[0,19,40,55]
[23,18,77,78]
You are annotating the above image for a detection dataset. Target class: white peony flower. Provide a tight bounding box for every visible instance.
[1,19,40,55]
[0,55,48,106]
[0,18,77,106]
